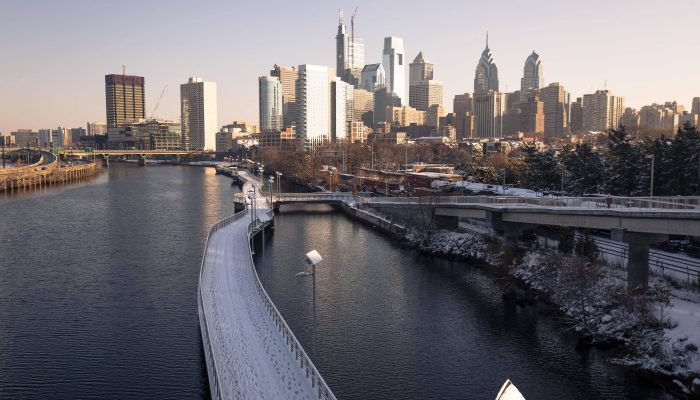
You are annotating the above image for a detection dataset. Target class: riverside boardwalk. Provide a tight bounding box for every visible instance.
[198,170,335,400]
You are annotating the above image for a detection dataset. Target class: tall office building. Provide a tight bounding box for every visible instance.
[361,63,385,92]
[474,91,504,138]
[331,78,353,142]
[270,65,298,129]
[258,76,283,133]
[409,80,443,112]
[296,65,332,147]
[570,97,583,134]
[409,52,434,85]
[382,37,406,105]
[336,9,364,86]
[692,97,700,115]
[582,90,625,133]
[105,74,145,128]
[639,103,680,133]
[180,77,217,150]
[353,88,374,127]
[454,94,475,140]
[474,35,499,94]
[540,82,568,136]
[87,122,107,136]
[519,94,545,135]
[521,51,543,92]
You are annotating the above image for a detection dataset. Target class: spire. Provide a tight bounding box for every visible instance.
[338,8,344,26]
[486,31,489,49]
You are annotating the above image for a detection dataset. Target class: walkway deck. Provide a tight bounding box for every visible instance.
[199,171,335,400]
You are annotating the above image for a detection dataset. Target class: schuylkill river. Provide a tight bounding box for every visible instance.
[0,164,671,399]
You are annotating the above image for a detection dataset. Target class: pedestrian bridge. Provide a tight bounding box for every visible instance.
[198,171,336,400]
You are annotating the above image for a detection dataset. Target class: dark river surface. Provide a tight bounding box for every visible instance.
[0,164,670,399]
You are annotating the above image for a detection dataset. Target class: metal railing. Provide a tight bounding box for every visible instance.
[273,192,355,203]
[244,210,337,400]
[578,233,700,282]
[360,195,700,211]
[198,211,247,400]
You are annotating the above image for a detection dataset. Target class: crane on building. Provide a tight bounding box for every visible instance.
[350,7,358,67]
[150,85,168,120]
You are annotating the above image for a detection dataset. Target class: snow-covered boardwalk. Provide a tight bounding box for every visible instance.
[198,171,336,400]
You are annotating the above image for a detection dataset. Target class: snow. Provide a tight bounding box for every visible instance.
[666,296,700,372]
[199,170,325,399]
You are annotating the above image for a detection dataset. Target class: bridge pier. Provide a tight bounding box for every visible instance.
[433,214,458,230]
[138,155,147,166]
[101,155,110,167]
[611,228,668,289]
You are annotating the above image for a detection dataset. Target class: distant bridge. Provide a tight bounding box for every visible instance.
[270,192,700,288]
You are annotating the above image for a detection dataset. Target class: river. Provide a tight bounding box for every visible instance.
[0,164,671,399]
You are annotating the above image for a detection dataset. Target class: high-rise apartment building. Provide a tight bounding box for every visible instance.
[361,64,385,92]
[474,35,499,94]
[474,91,504,138]
[521,51,543,92]
[296,65,332,147]
[105,74,145,128]
[382,37,406,105]
[331,78,353,142]
[582,90,625,133]
[258,76,283,133]
[271,65,298,129]
[87,122,107,136]
[540,82,568,136]
[639,103,680,133]
[409,52,433,85]
[409,80,443,112]
[180,77,217,150]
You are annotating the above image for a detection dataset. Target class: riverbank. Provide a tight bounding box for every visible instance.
[345,202,700,398]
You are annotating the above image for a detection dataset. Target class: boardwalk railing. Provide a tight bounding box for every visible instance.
[361,195,700,211]
[273,192,355,203]
[198,211,247,400]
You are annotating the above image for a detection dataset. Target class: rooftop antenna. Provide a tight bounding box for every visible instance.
[486,31,489,48]
[122,65,126,76]
[338,8,343,25]
[604,79,607,91]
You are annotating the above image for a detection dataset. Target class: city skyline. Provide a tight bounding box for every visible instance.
[1,0,699,133]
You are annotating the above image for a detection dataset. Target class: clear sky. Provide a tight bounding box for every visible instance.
[1,0,698,133]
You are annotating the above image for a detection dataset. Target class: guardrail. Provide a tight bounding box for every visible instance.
[579,233,700,283]
[198,211,247,400]
[361,195,700,211]
[244,209,337,400]
[273,193,355,203]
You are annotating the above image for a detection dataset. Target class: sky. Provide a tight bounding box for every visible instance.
[1,0,698,134]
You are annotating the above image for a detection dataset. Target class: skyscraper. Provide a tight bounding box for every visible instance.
[409,52,433,85]
[408,51,442,112]
[258,76,283,133]
[105,74,145,128]
[331,78,353,142]
[521,51,543,92]
[582,90,625,133]
[474,34,499,94]
[180,77,217,150]
[519,94,545,135]
[570,98,583,134]
[540,82,568,136]
[296,65,332,148]
[692,97,700,115]
[336,9,364,86]
[361,63,385,92]
[382,37,406,105]
[454,94,475,140]
[474,91,504,138]
[270,65,298,129]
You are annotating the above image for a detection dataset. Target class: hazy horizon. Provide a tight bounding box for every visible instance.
[1,0,698,133]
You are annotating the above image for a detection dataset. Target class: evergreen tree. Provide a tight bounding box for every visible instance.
[559,143,606,195]
[522,145,560,192]
[605,125,643,195]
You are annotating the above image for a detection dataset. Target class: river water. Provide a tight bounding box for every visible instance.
[0,164,670,399]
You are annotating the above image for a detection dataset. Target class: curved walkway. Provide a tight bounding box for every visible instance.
[199,171,335,400]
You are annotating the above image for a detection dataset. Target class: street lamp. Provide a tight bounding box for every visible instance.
[328,169,333,192]
[295,250,323,358]
[275,171,283,197]
[500,168,506,195]
[646,154,655,197]
[248,187,257,228]
[268,176,275,204]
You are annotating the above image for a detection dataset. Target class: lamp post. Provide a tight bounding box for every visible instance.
[248,187,256,228]
[646,154,655,197]
[275,171,283,197]
[295,250,323,359]
[500,168,506,195]
[268,176,275,204]
[328,169,333,192]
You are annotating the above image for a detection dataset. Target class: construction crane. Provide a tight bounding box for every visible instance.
[350,7,358,67]
[150,85,168,120]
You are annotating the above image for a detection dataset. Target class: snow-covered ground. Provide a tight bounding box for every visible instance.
[198,170,329,399]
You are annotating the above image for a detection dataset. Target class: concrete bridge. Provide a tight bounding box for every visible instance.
[198,172,336,400]
[61,149,204,166]
[270,193,700,288]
